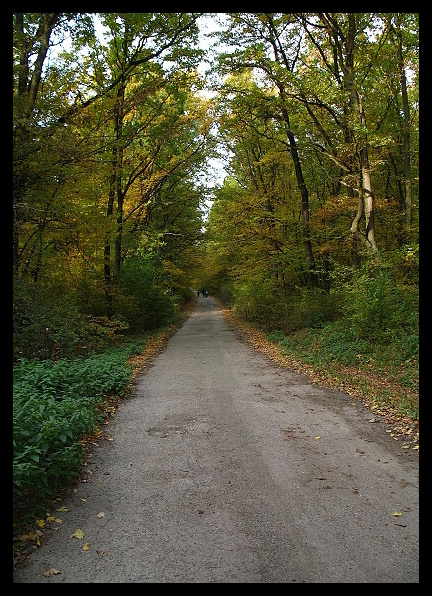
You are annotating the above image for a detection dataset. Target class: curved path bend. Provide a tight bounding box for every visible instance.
[13,296,419,583]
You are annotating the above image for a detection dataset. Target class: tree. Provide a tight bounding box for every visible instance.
[13,13,94,276]
[206,12,418,311]
[215,13,320,288]
[13,13,209,318]
[389,12,416,231]
[93,13,203,314]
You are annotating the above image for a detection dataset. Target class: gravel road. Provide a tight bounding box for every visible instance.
[13,296,419,583]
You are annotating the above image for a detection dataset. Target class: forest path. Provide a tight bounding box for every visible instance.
[13,296,419,583]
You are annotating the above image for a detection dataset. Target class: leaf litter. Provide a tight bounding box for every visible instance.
[221,304,419,452]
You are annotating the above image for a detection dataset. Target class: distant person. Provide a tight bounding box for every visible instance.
[197,290,200,297]
[205,290,208,297]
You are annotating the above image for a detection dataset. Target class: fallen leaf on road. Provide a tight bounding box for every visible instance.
[56,506,69,512]
[70,528,85,539]
[97,512,105,518]
[96,549,105,555]
[315,435,321,440]
[369,418,376,423]
[392,512,402,517]
[83,542,89,551]
[43,568,60,577]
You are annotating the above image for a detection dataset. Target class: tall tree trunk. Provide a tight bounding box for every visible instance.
[104,93,121,317]
[395,13,412,231]
[264,15,319,289]
[114,83,125,281]
[114,199,124,281]
[343,15,377,251]
[281,105,319,289]
[113,27,129,282]
[320,13,378,252]
[15,13,60,123]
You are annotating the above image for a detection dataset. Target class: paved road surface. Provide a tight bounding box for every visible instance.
[13,296,419,583]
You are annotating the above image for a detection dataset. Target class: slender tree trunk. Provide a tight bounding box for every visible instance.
[114,201,124,280]
[15,13,60,123]
[113,28,129,282]
[104,95,120,317]
[281,105,319,289]
[347,124,376,250]
[26,14,60,119]
[263,17,319,289]
[114,83,125,281]
[395,13,412,231]
[360,148,377,250]
[321,13,377,252]
[350,172,363,267]
[344,15,377,251]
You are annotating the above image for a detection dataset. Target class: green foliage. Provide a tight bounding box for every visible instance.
[13,342,144,507]
[231,277,342,334]
[314,322,371,366]
[216,281,236,307]
[233,277,284,329]
[116,254,177,331]
[13,275,129,361]
[13,275,83,361]
[268,329,285,343]
[283,288,343,333]
[264,258,419,419]
[343,262,419,344]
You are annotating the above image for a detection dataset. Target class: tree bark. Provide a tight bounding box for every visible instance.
[104,92,121,317]
[281,105,319,289]
[15,13,60,123]
[394,13,412,231]
[114,83,126,281]
[336,14,377,251]
[263,15,319,288]
[317,13,378,252]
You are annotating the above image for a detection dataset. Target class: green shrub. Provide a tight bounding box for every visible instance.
[289,287,342,331]
[318,324,371,365]
[13,275,83,361]
[116,254,177,331]
[268,329,285,343]
[216,281,235,306]
[13,343,143,506]
[13,275,130,362]
[345,264,418,343]
[233,277,285,328]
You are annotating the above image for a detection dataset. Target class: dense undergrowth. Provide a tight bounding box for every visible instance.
[13,344,143,508]
[268,320,419,422]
